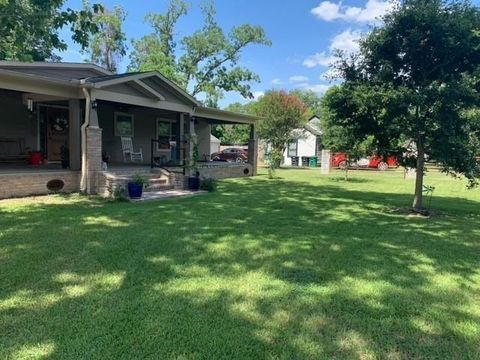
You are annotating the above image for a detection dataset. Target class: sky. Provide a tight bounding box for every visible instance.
[60,0,396,107]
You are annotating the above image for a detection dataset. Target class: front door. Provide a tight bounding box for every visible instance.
[46,107,69,161]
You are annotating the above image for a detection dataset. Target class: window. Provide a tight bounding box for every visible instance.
[156,118,175,150]
[287,141,298,157]
[114,112,134,137]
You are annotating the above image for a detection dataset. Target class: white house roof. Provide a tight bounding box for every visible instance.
[210,134,221,144]
[305,116,322,136]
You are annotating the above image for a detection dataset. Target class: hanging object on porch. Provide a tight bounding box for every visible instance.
[27,98,34,112]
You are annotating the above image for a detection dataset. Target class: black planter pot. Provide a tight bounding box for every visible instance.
[188,176,200,191]
[127,182,143,199]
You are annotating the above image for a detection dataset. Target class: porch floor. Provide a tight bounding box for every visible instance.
[0,163,74,175]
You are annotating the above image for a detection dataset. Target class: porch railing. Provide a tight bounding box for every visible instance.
[150,139,184,170]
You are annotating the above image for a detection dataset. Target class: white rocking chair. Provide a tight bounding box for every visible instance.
[121,137,143,162]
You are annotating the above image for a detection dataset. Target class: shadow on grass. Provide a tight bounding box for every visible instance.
[0,177,479,359]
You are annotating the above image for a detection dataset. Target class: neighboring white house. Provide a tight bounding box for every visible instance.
[283,116,322,166]
[210,134,221,154]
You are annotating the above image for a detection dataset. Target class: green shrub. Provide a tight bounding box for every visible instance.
[200,178,217,192]
[112,187,128,202]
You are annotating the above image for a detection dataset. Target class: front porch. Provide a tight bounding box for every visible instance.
[0,62,259,200]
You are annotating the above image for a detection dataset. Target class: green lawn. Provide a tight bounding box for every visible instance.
[1,169,479,359]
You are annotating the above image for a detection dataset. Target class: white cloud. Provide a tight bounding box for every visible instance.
[303,52,335,68]
[294,82,331,94]
[303,29,362,69]
[289,75,309,83]
[252,91,264,100]
[311,1,342,21]
[330,28,362,53]
[311,0,394,23]
[271,78,282,85]
[304,84,331,94]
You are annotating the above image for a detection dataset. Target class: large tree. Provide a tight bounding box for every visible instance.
[289,89,322,117]
[323,0,480,213]
[0,0,101,61]
[255,90,309,172]
[82,1,127,73]
[128,0,271,106]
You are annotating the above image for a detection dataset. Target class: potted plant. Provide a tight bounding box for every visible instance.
[127,172,149,199]
[188,171,200,191]
[60,145,69,169]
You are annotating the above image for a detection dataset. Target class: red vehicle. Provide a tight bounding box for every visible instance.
[211,148,248,163]
[332,153,398,171]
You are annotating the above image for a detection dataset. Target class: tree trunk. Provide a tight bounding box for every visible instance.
[412,137,425,212]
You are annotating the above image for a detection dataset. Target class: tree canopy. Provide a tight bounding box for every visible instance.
[128,0,271,107]
[322,0,480,213]
[81,1,127,73]
[289,89,322,118]
[0,0,101,61]
[256,90,309,172]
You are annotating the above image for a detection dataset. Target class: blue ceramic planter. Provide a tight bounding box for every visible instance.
[128,182,143,199]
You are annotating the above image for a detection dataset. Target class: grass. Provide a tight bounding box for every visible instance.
[0,169,479,359]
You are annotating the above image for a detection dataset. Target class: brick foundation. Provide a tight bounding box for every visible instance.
[0,171,80,199]
[197,164,253,179]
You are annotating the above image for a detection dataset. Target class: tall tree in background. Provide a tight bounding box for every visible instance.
[128,0,271,106]
[82,1,127,73]
[289,89,322,117]
[323,0,480,213]
[0,0,101,61]
[256,90,309,175]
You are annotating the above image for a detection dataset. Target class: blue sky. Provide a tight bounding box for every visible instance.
[60,0,396,107]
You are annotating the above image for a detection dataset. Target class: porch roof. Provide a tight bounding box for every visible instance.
[0,61,259,125]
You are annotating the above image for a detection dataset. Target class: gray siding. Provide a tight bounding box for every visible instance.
[196,119,211,160]
[98,103,178,165]
[0,89,38,151]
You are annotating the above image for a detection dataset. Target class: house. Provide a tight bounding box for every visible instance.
[283,116,322,166]
[210,134,221,155]
[0,61,259,199]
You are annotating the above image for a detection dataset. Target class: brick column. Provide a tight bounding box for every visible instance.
[85,126,103,194]
[321,149,331,174]
[248,124,258,176]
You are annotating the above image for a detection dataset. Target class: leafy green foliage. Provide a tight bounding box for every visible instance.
[211,102,257,145]
[0,0,102,61]
[323,0,480,211]
[128,0,271,106]
[130,172,149,186]
[81,1,127,73]
[289,89,322,117]
[255,90,309,168]
[199,178,217,192]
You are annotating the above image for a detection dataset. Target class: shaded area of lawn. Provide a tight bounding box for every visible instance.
[0,170,479,359]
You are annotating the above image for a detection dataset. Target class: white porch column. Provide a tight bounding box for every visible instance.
[176,113,184,165]
[68,99,81,170]
[248,124,258,176]
[184,114,196,176]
